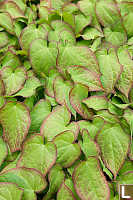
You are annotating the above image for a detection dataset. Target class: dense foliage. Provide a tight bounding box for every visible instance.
[0,0,133,199]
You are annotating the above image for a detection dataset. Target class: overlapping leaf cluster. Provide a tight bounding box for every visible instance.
[0,0,133,199]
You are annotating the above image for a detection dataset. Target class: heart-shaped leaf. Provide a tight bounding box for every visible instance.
[19,24,47,52]
[0,66,26,96]
[53,131,81,167]
[40,105,79,141]
[17,134,57,175]
[96,123,130,178]
[0,32,8,48]
[0,101,31,152]
[30,38,58,76]
[73,157,110,200]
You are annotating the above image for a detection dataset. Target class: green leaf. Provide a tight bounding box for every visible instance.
[19,24,47,52]
[0,96,5,108]
[0,79,4,96]
[53,131,81,167]
[118,160,133,175]
[78,117,104,139]
[43,164,65,200]
[0,102,31,152]
[0,50,21,70]
[40,105,79,141]
[117,171,133,185]
[97,48,122,94]
[82,95,108,111]
[57,182,75,200]
[73,157,110,200]
[0,1,25,19]
[0,182,23,200]
[69,83,94,119]
[0,12,14,34]
[82,27,103,40]
[80,129,100,158]
[1,66,26,96]
[57,46,100,75]
[29,99,51,133]
[53,76,76,117]
[30,39,58,76]
[13,76,41,97]
[0,137,8,167]
[75,13,91,34]
[67,66,103,91]
[96,123,130,178]
[0,167,47,200]
[116,48,133,98]
[17,134,56,175]
[0,32,8,48]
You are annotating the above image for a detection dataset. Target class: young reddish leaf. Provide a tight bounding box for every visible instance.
[53,131,81,168]
[96,123,130,178]
[82,95,108,111]
[57,182,76,200]
[67,66,103,91]
[40,105,79,141]
[0,66,26,96]
[73,157,110,200]
[69,83,94,119]
[0,101,31,152]
[17,134,57,176]
[0,182,23,200]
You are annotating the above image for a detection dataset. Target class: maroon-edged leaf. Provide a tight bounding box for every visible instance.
[96,123,130,178]
[0,78,5,96]
[116,48,133,98]
[17,134,57,176]
[0,12,14,35]
[57,46,100,76]
[67,66,104,91]
[53,131,81,168]
[0,101,31,152]
[0,66,26,96]
[96,48,123,94]
[53,76,76,116]
[69,83,94,119]
[73,157,110,200]
[57,182,76,200]
[40,105,79,141]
